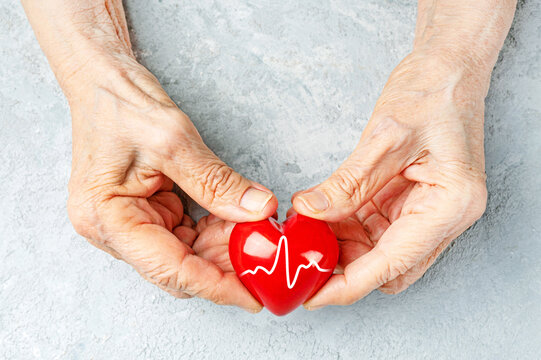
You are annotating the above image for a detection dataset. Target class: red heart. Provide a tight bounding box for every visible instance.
[229,214,339,315]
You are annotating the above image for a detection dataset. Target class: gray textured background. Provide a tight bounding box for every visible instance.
[1,0,540,359]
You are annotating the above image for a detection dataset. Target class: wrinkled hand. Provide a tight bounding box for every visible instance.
[192,215,237,274]
[293,52,489,308]
[21,0,277,311]
[66,59,276,312]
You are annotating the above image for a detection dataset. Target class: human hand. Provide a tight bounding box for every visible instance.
[64,59,277,311]
[22,0,277,311]
[292,51,491,308]
[191,215,237,274]
[290,0,517,308]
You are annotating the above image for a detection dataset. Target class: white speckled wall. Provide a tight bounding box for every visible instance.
[1,0,540,358]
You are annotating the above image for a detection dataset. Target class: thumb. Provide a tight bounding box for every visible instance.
[293,118,417,221]
[157,122,278,223]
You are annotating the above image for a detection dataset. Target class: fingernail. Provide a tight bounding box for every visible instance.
[297,191,329,213]
[240,187,272,213]
[304,303,323,311]
[245,306,263,314]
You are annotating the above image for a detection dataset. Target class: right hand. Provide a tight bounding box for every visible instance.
[66,58,277,312]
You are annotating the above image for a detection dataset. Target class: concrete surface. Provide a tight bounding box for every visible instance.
[1,0,540,359]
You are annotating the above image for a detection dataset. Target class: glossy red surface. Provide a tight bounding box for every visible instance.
[229,214,339,316]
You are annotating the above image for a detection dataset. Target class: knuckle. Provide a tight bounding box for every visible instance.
[373,248,410,286]
[150,265,184,292]
[66,176,106,242]
[442,161,488,224]
[379,279,410,295]
[328,167,363,203]
[159,124,190,158]
[150,109,196,158]
[457,176,488,223]
[208,274,228,306]
[200,162,240,203]
[374,264,392,287]
[66,193,93,238]
[469,179,488,220]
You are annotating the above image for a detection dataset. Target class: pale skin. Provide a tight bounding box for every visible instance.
[22,0,516,311]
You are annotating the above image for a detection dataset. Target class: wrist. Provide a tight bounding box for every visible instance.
[413,0,517,80]
[375,50,488,130]
[58,42,137,101]
[412,43,496,86]
[409,46,495,91]
[64,48,175,119]
[22,0,135,97]
[51,24,136,98]
[397,48,493,99]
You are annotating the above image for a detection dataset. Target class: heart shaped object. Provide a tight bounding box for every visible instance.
[229,214,339,315]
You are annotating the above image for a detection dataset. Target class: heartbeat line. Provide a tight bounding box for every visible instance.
[239,235,332,289]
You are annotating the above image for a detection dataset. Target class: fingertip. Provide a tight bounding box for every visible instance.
[195,216,208,233]
[165,288,193,299]
[181,214,195,228]
[290,189,304,203]
[303,297,326,310]
[294,190,329,213]
[219,220,236,234]
[212,185,277,223]
[238,187,278,221]
[292,193,312,216]
[239,187,274,213]
[262,194,279,218]
[244,304,264,314]
[292,190,354,222]
[292,190,330,220]
[285,207,297,218]
[304,274,348,308]
[302,303,323,311]
[173,226,198,247]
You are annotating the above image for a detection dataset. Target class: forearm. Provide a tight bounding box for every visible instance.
[414,0,517,78]
[21,0,134,95]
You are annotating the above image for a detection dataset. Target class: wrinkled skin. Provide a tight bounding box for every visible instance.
[288,0,518,308]
[292,52,491,308]
[65,60,278,312]
[22,0,516,311]
[195,52,491,309]
[22,0,281,312]
[193,215,238,273]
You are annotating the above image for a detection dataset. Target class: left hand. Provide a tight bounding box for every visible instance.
[292,51,490,309]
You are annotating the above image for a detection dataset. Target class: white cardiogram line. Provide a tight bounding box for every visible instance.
[240,235,332,289]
